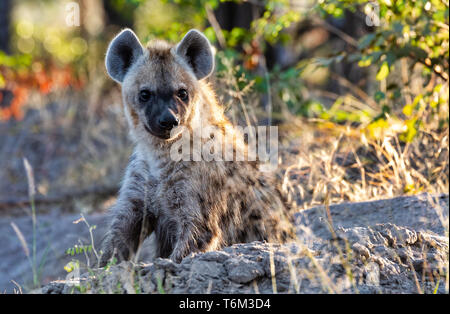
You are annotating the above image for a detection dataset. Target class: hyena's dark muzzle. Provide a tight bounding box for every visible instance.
[144,93,182,139]
[158,109,179,131]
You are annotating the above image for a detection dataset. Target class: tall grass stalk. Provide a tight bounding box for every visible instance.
[23,158,39,288]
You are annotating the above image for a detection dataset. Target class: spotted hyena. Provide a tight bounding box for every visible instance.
[100,28,296,266]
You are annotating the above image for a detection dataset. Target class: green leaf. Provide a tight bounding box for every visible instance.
[358,55,372,67]
[400,118,419,142]
[358,33,376,50]
[403,103,414,116]
[376,62,390,81]
[374,91,385,102]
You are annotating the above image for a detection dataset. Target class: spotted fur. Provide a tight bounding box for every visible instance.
[100,29,296,266]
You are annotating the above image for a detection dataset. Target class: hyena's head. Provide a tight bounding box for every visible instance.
[105,29,214,140]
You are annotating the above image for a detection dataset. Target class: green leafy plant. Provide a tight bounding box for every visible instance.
[315,0,449,141]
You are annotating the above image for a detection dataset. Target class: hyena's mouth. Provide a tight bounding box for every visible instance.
[144,124,171,140]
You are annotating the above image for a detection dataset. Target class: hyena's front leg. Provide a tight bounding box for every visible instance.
[100,200,155,267]
[169,210,218,263]
[169,222,197,263]
[100,158,156,267]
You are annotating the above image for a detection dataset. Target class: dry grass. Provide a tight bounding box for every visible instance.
[278,116,449,210]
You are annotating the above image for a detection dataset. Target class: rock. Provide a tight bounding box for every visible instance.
[363,262,380,286]
[225,255,265,284]
[352,243,371,260]
[2,193,449,294]
[191,260,224,279]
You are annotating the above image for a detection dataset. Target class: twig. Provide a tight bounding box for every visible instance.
[330,72,379,111]
[311,18,358,48]
[205,3,226,49]
[414,56,449,81]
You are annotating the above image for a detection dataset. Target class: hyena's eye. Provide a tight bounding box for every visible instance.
[139,90,152,102]
[177,89,188,102]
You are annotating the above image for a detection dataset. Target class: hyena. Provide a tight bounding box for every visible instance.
[100,28,296,266]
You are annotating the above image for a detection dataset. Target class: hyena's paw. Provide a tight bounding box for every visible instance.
[169,239,203,263]
[99,233,131,267]
[169,250,185,264]
[169,243,197,263]
[99,235,116,267]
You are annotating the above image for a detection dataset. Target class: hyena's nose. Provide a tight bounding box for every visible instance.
[158,112,179,131]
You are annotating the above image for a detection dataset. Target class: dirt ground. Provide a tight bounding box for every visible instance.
[2,193,447,294]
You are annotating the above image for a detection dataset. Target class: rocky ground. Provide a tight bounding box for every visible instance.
[2,193,448,294]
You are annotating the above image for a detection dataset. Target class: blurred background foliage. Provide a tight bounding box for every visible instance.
[0,0,448,207]
[1,0,448,137]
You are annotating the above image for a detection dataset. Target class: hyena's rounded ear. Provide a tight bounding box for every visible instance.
[176,29,214,80]
[105,29,144,83]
